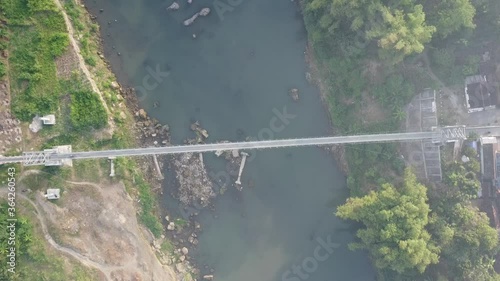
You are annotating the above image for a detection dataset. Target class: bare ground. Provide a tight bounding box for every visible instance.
[23,177,177,281]
[0,55,22,156]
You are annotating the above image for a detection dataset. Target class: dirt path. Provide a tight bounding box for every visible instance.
[14,170,178,281]
[52,0,115,132]
[0,189,119,279]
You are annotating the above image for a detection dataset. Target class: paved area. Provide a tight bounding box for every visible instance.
[405,90,443,181]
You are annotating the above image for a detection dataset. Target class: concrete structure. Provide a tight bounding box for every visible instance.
[480,137,497,198]
[152,154,163,179]
[0,126,496,167]
[235,152,249,186]
[29,114,56,133]
[465,75,496,113]
[40,114,56,125]
[44,189,60,200]
[109,157,115,177]
[405,90,443,181]
[38,145,73,167]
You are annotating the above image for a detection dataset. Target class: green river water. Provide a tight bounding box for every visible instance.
[84,0,375,280]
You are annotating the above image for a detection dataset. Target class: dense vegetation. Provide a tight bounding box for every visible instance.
[1,0,166,275]
[70,90,108,131]
[337,169,440,275]
[303,0,500,279]
[2,0,69,121]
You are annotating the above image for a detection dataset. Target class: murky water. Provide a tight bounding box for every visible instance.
[85,0,375,280]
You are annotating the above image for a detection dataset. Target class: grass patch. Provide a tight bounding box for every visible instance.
[69,90,108,131]
[3,0,69,121]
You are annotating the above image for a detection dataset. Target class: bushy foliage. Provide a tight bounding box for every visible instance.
[337,169,440,275]
[48,32,69,57]
[27,0,57,13]
[0,61,6,78]
[304,0,477,62]
[69,91,108,131]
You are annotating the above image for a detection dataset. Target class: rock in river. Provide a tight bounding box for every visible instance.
[289,88,299,101]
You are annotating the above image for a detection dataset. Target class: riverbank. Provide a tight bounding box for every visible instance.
[304,44,350,174]
[80,0,376,280]
[0,0,184,279]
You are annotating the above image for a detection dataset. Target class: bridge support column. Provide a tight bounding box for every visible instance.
[235,152,249,187]
[109,157,115,177]
[152,154,164,180]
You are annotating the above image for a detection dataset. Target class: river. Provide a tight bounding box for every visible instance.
[84,0,375,280]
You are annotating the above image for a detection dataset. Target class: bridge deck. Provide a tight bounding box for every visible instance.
[0,126,492,166]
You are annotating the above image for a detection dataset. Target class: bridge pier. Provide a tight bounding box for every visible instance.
[109,157,115,177]
[235,152,249,187]
[152,154,164,180]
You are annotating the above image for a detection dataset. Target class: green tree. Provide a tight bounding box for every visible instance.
[443,162,480,202]
[336,169,440,274]
[426,0,476,38]
[367,5,436,63]
[306,0,384,33]
[436,205,500,281]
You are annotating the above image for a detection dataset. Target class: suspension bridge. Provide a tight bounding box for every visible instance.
[0,125,488,167]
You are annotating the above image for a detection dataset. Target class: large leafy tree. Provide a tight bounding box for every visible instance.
[367,5,436,63]
[430,204,500,281]
[306,0,435,62]
[425,0,476,38]
[336,169,440,274]
[306,0,384,33]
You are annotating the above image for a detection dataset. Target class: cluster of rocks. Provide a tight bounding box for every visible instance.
[173,152,215,207]
[171,121,217,206]
[152,234,198,280]
[160,214,218,280]
[166,2,180,10]
[215,148,245,191]
[188,121,209,143]
[289,88,299,101]
[182,8,211,26]
[166,1,211,27]
[134,108,171,147]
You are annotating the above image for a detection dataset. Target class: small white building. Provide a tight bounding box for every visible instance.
[44,189,61,200]
[40,114,56,125]
[29,114,56,133]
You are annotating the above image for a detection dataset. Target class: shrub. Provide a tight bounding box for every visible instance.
[0,61,5,78]
[70,91,108,130]
[48,33,69,57]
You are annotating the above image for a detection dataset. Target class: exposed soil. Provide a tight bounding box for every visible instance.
[55,44,80,79]
[0,77,22,156]
[29,178,177,281]
[0,41,22,156]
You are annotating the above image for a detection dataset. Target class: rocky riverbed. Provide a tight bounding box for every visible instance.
[119,86,241,279]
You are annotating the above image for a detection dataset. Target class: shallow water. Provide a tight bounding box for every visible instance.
[84,0,375,280]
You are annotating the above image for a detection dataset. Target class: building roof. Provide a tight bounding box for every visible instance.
[465,75,496,112]
[41,114,56,125]
[482,144,495,181]
[481,137,497,145]
[44,188,60,200]
[496,153,500,190]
